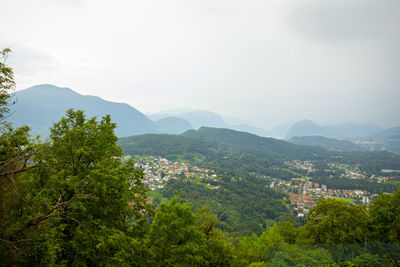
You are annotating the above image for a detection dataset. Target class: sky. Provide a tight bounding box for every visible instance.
[1,0,399,130]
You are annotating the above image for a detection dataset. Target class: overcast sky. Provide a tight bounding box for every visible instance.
[1,0,399,129]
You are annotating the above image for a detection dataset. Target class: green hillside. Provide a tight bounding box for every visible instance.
[289,135,362,151]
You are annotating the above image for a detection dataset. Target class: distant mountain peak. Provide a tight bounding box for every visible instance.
[24,84,76,93]
[10,84,158,138]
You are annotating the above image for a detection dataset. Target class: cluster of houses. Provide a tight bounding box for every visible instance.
[284,160,316,172]
[133,157,396,217]
[270,177,373,217]
[134,156,217,191]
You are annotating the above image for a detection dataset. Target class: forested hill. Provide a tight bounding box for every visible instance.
[182,127,328,160]
[118,132,299,235]
[288,135,362,152]
[119,134,220,160]
[119,127,400,175]
[118,129,329,176]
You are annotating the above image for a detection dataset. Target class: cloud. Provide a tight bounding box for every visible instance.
[41,0,81,7]
[1,0,399,128]
[288,0,400,42]
[3,43,59,76]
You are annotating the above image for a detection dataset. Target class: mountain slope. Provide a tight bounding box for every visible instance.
[154,117,193,134]
[286,120,382,139]
[289,136,362,152]
[119,127,400,175]
[148,110,229,129]
[285,120,322,139]
[374,127,400,137]
[229,124,270,137]
[148,110,272,137]
[183,127,328,160]
[9,84,158,137]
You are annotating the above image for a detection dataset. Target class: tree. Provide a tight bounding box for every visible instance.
[149,196,208,266]
[299,199,368,245]
[0,48,15,120]
[235,224,284,265]
[270,244,333,266]
[297,198,369,260]
[0,48,43,263]
[196,207,235,266]
[369,187,400,243]
[0,109,152,265]
[276,220,298,245]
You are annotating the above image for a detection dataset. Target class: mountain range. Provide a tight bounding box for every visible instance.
[9,84,157,137]
[147,110,271,137]
[8,84,400,155]
[9,84,271,138]
[119,127,400,175]
[285,120,384,139]
[288,136,362,152]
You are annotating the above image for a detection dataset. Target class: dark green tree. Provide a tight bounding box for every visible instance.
[1,109,152,265]
[297,198,369,260]
[298,199,368,245]
[149,196,208,266]
[369,187,400,243]
[0,48,15,120]
[196,207,235,266]
[270,244,332,266]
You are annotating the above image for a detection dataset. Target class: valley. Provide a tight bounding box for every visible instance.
[119,127,400,236]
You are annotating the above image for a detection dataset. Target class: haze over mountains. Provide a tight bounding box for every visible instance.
[9,84,274,138]
[148,110,271,137]
[9,84,157,137]
[8,84,400,155]
[288,136,363,152]
[285,120,383,139]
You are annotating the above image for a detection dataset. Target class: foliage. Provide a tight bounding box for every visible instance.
[270,244,333,266]
[0,109,151,265]
[160,175,293,235]
[0,48,15,120]
[369,188,400,244]
[149,196,208,266]
[299,199,368,245]
[120,133,400,193]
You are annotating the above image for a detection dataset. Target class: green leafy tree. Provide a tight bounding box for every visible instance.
[149,196,208,266]
[270,244,333,266]
[297,198,369,260]
[276,220,298,245]
[1,109,152,265]
[235,224,284,265]
[0,48,15,120]
[369,188,400,244]
[196,208,235,266]
[298,199,368,245]
[0,48,44,264]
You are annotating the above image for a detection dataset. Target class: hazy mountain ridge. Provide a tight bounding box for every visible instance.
[286,120,383,139]
[182,127,328,160]
[289,135,363,152]
[285,120,400,154]
[9,85,196,137]
[148,110,272,137]
[10,84,399,150]
[9,84,158,137]
[120,127,400,175]
[154,117,193,134]
[148,110,229,129]
[374,127,400,137]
